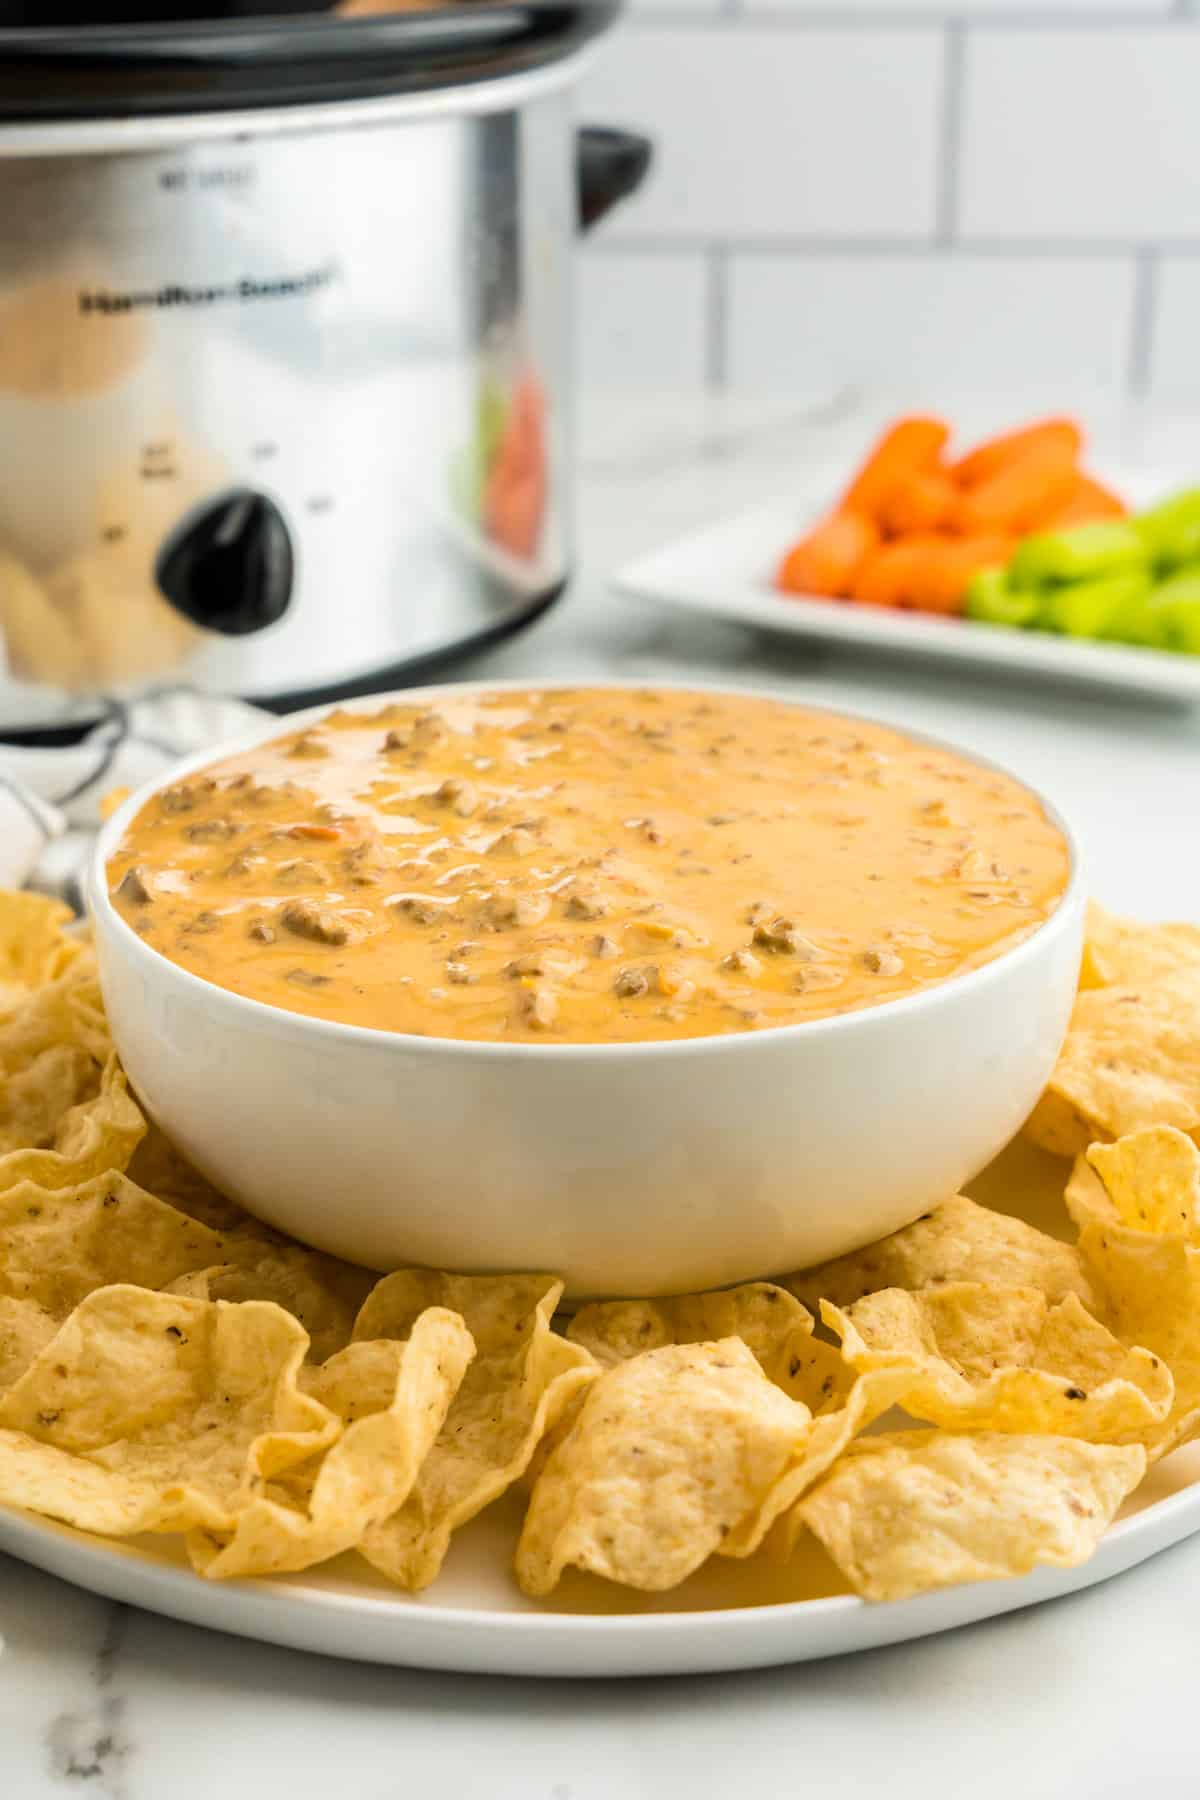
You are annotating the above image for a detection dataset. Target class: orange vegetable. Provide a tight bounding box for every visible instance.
[877,468,957,537]
[484,372,547,559]
[951,443,1078,537]
[776,511,879,597]
[776,410,1112,621]
[839,416,950,520]
[908,535,1014,614]
[952,418,1083,489]
[852,535,1012,614]
[1035,473,1128,529]
[851,537,942,608]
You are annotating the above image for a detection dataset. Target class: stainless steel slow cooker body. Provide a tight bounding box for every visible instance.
[0,3,643,735]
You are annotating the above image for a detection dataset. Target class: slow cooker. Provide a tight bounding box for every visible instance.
[0,1,647,738]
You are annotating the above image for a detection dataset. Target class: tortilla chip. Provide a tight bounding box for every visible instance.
[0,892,83,1006]
[1078,1233,1200,1459]
[1025,977,1200,1157]
[1070,1130,1200,1457]
[353,1272,595,1590]
[57,965,112,1067]
[1022,1088,1101,1160]
[1080,903,1200,992]
[189,1307,475,1578]
[0,1296,60,1396]
[823,1284,1172,1440]
[0,1168,234,1388]
[561,1290,919,1568]
[562,1282,901,1556]
[516,1338,812,1594]
[0,952,110,1075]
[0,1285,338,1537]
[567,1282,848,1408]
[786,1194,1098,1314]
[0,1057,145,1193]
[733,1363,921,1561]
[795,1431,1146,1601]
[569,1285,797,1372]
[167,1243,375,1364]
[1067,1125,1200,1241]
[0,1045,97,1154]
[125,1124,256,1235]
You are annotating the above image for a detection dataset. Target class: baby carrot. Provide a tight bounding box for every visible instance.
[839,416,950,520]
[907,535,1014,615]
[851,537,943,608]
[484,372,547,557]
[1035,473,1128,529]
[776,510,879,597]
[851,535,1011,613]
[951,442,1078,537]
[952,418,1083,489]
[485,469,546,559]
[877,467,957,537]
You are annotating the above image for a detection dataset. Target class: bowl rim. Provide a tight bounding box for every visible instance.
[88,676,1086,1064]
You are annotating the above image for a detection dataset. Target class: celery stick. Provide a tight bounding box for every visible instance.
[1151,573,1200,654]
[1103,581,1171,649]
[1010,521,1146,587]
[1135,490,1200,571]
[965,568,1038,628]
[1041,570,1149,639]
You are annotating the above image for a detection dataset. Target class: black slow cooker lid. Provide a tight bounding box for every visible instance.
[0,2,617,121]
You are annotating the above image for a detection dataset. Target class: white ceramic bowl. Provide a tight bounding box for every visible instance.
[87,682,1085,1298]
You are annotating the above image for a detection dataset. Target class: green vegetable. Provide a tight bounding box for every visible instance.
[1102,580,1171,650]
[478,379,507,470]
[1148,572,1200,654]
[1149,569,1200,609]
[1164,603,1200,655]
[448,378,509,522]
[1009,520,1146,588]
[961,481,1200,656]
[1135,489,1200,571]
[965,567,1039,628]
[1041,571,1149,639]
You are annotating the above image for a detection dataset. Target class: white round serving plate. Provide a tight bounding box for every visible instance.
[3,1447,1199,1678]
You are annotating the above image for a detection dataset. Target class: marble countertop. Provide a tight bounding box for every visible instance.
[3,389,1200,1798]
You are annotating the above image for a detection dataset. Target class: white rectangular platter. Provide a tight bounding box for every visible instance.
[615,497,1200,706]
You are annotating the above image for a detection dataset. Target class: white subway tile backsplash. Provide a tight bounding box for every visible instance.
[578,250,710,387]
[579,24,942,241]
[961,28,1200,241]
[1148,259,1200,394]
[573,11,1200,400]
[726,252,1136,392]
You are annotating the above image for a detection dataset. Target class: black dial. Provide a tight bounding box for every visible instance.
[156,489,294,637]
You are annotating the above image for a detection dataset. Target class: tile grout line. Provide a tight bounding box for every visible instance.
[935,20,966,246]
[592,235,1200,259]
[705,244,730,391]
[626,9,1198,31]
[1127,247,1160,396]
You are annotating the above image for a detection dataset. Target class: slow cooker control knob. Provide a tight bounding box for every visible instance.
[156,489,294,637]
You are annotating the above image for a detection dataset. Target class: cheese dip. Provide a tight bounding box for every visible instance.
[107,689,1070,1044]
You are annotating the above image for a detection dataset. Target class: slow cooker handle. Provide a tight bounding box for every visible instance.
[576,127,653,232]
